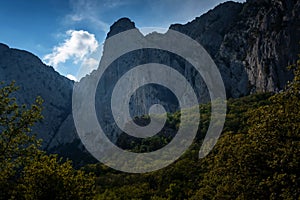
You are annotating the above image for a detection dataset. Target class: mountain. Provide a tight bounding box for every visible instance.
[0,0,299,163]
[0,43,74,147]
[81,0,300,144]
[170,0,300,96]
[0,43,87,163]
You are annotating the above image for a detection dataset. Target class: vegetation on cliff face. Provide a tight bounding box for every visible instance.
[86,58,299,200]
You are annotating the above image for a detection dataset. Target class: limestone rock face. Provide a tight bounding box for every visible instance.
[171,0,300,96]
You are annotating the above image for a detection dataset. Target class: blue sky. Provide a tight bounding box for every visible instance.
[0,0,245,81]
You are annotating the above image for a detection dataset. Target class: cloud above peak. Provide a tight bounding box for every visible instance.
[43,30,99,69]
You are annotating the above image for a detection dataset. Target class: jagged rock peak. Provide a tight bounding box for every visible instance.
[106,17,136,38]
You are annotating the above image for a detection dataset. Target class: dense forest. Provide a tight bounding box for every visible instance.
[0,57,299,199]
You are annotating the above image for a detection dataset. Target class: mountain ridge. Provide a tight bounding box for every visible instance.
[1,0,299,163]
[0,43,75,149]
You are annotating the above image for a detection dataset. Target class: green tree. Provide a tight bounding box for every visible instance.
[193,59,300,199]
[18,154,96,200]
[0,81,43,198]
[0,82,96,200]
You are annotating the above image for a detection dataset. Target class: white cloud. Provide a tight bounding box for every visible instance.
[76,57,100,80]
[43,30,99,69]
[82,57,99,72]
[66,74,78,81]
[65,0,112,33]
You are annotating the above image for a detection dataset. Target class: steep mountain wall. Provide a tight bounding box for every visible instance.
[171,0,300,96]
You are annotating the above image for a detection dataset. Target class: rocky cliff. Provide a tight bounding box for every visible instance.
[0,43,75,147]
[171,0,300,96]
[90,0,300,116]
[1,0,299,163]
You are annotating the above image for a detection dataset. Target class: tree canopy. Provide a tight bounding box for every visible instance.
[0,82,96,200]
